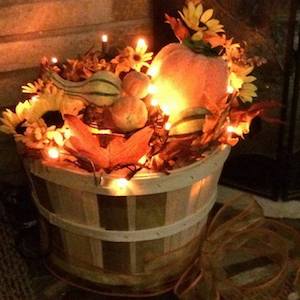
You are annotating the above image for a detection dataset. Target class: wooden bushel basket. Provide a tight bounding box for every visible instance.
[26,145,230,296]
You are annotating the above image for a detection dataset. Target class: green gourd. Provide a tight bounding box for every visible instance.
[48,70,122,107]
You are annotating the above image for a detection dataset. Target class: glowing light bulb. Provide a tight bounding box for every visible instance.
[161,104,170,116]
[47,147,60,159]
[227,85,234,94]
[138,155,147,165]
[116,178,129,189]
[31,95,39,102]
[151,98,159,107]
[227,125,235,133]
[148,84,157,95]
[136,38,147,50]
[164,122,172,131]
[147,66,158,78]
[51,57,58,64]
[101,34,108,43]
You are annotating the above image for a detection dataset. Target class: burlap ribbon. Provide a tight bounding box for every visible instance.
[174,198,300,300]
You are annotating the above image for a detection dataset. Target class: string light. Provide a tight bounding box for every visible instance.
[101,34,108,54]
[161,104,170,116]
[47,147,60,159]
[51,57,58,64]
[31,95,39,103]
[116,178,129,189]
[138,155,147,165]
[150,98,159,107]
[148,84,157,95]
[147,66,158,78]
[227,125,235,133]
[101,34,108,43]
[227,85,234,94]
[136,38,147,49]
[164,122,172,131]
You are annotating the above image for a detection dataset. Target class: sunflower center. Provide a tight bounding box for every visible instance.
[42,111,64,128]
[133,54,142,62]
[15,121,26,135]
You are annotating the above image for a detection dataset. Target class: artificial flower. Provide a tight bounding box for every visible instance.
[112,42,153,74]
[239,82,258,103]
[0,100,32,135]
[27,87,85,124]
[179,2,224,40]
[20,119,71,149]
[229,64,257,103]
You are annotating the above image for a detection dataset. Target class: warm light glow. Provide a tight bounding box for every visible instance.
[47,147,60,159]
[63,128,72,139]
[150,98,159,107]
[31,95,39,103]
[227,122,250,137]
[148,84,157,95]
[227,125,235,133]
[164,122,172,131]
[136,38,147,50]
[101,34,108,43]
[51,57,58,64]
[227,85,234,94]
[147,65,159,78]
[116,178,129,189]
[89,127,112,135]
[138,155,147,165]
[161,104,170,116]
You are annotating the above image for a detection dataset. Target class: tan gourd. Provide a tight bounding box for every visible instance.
[110,96,148,132]
[122,71,151,99]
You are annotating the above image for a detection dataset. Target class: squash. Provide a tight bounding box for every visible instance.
[110,96,148,132]
[150,43,228,123]
[122,71,151,99]
[48,70,122,107]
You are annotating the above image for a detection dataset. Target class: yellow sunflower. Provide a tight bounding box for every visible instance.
[20,119,71,149]
[179,2,224,41]
[0,100,32,135]
[112,40,153,74]
[27,86,85,123]
[229,65,257,103]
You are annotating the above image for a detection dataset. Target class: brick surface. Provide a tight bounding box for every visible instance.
[113,0,153,21]
[0,0,113,37]
[0,0,153,38]
[0,19,152,72]
[0,68,39,107]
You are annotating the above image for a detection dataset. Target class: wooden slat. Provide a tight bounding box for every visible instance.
[31,175,53,212]
[102,242,131,272]
[135,193,167,230]
[98,195,129,230]
[127,196,137,273]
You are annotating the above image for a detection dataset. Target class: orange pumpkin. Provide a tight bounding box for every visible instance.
[110,95,148,132]
[150,43,228,122]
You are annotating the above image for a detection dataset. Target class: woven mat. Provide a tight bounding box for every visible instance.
[0,203,35,300]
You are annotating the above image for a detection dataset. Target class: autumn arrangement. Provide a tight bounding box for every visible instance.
[1,1,271,180]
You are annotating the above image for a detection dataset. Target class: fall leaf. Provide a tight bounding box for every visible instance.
[65,115,109,169]
[109,126,154,168]
[165,14,190,42]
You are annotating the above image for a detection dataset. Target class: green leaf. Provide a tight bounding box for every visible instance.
[183,38,220,57]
